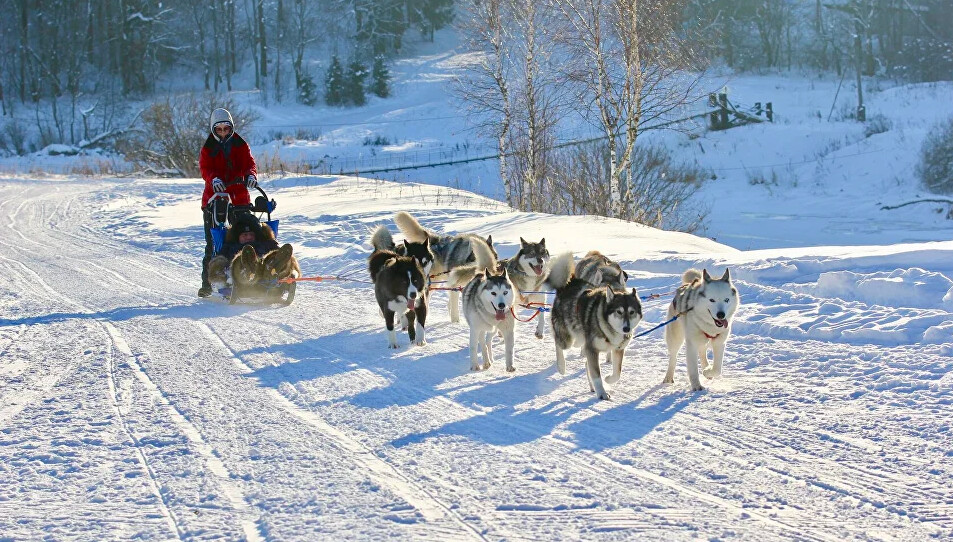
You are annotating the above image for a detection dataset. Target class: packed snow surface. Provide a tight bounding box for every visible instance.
[0,176,950,540]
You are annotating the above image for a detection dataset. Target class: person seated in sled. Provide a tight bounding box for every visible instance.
[198,107,259,297]
[205,213,280,291]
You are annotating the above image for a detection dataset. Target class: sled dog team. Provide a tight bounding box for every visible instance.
[368,212,741,400]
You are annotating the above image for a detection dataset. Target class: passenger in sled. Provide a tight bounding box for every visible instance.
[205,212,300,302]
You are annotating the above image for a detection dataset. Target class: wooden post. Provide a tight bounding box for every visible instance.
[719,93,729,129]
[766,102,773,122]
[708,93,719,130]
[854,19,866,122]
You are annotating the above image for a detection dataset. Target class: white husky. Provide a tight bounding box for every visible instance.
[664,268,740,391]
[455,237,517,372]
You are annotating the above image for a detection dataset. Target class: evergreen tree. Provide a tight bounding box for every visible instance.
[370,56,391,98]
[324,56,344,106]
[345,60,368,106]
[416,0,454,42]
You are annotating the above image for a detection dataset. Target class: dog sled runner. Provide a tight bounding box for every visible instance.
[207,181,297,306]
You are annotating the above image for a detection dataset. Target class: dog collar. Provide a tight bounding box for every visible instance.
[703,331,720,340]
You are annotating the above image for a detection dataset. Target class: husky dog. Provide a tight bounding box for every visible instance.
[458,237,517,372]
[498,238,550,339]
[548,252,642,400]
[368,244,428,348]
[394,211,496,323]
[370,224,435,279]
[664,269,740,391]
[575,250,628,290]
[261,243,301,282]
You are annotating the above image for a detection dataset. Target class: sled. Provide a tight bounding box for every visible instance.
[206,181,296,306]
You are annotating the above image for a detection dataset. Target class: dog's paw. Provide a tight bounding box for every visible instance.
[505,365,515,373]
[535,330,544,339]
[662,376,675,384]
[690,383,705,392]
[482,361,492,370]
[703,367,720,379]
[415,338,427,346]
[597,391,611,401]
[388,342,400,349]
[605,373,620,384]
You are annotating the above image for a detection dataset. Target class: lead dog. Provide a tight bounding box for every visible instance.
[664,269,740,391]
[458,237,517,372]
[394,211,496,323]
[548,252,642,400]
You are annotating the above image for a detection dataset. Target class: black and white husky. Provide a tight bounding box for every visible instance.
[574,250,628,290]
[548,252,642,400]
[368,231,428,348]
[664,269,739,391]
[370,224,435,279]
[458,237,517,372]
[394,211,496,323]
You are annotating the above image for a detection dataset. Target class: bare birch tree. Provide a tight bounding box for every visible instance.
[453,0,515,204]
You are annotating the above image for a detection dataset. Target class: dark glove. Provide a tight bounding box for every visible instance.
[245,175,258,189]
[212,177,226,193]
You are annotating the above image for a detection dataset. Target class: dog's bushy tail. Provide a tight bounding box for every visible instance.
[370,224,396,252]
[394,211,430,243]
[682,268,703,285]
[546,252,574,290]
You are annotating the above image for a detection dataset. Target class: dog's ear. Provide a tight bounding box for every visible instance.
[403,239,411,250]
[486,235,493,247]
[703,269,712,282]
[630,287,639,299]
[499,267,508,280]
[720,268,730,282]
[539,238,545,247]
[605,287,614,303]
[593,269,603,286]
[483,267,491,277]
[423,237,430,248]
[520,237,528,249]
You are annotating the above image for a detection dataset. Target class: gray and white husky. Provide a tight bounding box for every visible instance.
[664,268,740,391]
[548,252,642,400]
[574,250,628,290]
[368,234,428,348]
[458,237,517,372]
[452,237,551,339]
[394,211,496,323]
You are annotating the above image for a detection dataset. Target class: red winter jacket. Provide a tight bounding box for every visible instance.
[199,132,258,208]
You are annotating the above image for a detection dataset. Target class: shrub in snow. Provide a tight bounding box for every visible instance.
[120,94,259,177]
[864,114,892,138]
[544,142,709,233]
[916,116,953,195]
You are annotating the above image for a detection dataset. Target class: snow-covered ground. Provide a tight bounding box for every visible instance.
[1,28,952,542]
[0,175,951,540]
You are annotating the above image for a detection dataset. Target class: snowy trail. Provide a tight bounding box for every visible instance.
[0,177,951,540]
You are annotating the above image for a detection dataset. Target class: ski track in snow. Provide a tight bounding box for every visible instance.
[0,177,951,540]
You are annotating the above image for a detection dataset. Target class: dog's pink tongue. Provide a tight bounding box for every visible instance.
[532,265,543,276]
[714,318,728,328]
[407,299,415,310]
[495,309,506,321]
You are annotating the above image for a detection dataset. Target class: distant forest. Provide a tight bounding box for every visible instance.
[0,0,949,152]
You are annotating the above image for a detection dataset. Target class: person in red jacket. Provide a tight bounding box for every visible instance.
[198,107,259,297]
